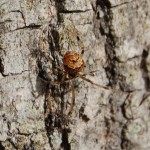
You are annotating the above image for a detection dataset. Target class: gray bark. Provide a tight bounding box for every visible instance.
[0,0,150,150]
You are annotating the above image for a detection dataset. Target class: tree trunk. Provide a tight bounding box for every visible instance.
[0,0,150,149]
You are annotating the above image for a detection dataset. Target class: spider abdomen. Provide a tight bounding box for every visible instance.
[63,51,84,75]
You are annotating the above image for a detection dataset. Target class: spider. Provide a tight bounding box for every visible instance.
[62,50,114,115]
[39,50,113,116]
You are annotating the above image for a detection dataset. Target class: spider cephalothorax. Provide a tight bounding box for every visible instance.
[63,51,84,75]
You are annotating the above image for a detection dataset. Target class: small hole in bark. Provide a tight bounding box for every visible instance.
[79,105,90,122]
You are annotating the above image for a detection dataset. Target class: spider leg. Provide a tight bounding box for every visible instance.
[68,79,76,116]
[38,71,68,85]
[77,73,114,91]
[80,70,98,77]
[38,77,62,85]
[56,66,64,72]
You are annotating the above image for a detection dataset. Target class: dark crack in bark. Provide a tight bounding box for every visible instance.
[0,58,4,75]
[39,24,72,150]
[61,128,71,150]
[140,49,150,91]
[0,142,5,150]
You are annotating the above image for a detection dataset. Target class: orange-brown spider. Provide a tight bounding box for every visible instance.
[39,50,113,116]
[59,50,113,116]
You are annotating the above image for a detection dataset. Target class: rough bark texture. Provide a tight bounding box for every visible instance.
[0,0,150,150]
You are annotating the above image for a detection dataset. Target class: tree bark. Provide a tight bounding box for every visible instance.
[0,0,150,150]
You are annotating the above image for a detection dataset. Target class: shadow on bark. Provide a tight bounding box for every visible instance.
[37,28,72,150]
